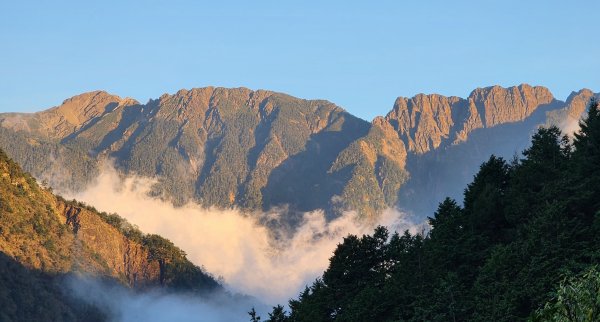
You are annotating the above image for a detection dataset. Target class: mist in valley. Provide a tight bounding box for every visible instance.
[59,162,422,320]
[64,275,264,322]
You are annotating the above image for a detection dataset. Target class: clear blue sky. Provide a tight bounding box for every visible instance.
[1,0,598,121]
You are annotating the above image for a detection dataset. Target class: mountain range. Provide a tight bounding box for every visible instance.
[0,84,597,219]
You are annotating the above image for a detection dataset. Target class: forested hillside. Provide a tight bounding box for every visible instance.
[0,148,220,321]
[259,98,600,321]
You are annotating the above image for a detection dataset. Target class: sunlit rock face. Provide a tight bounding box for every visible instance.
[383,84,555,154]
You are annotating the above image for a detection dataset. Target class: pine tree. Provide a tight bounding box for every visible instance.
[248,307,261,322]
[571,97,600,219]
[266,305,289,322]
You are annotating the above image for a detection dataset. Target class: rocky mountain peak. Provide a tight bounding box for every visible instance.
[545,88,599,131]
[382,84,556,154]
[152,87,282,122]
[0,90,140,138]
[468,84,554,127]
[564,88,596,118]
[384,93,464,154]
[52,90,133,124]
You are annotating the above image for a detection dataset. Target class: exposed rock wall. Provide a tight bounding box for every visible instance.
[383,84,556,154]
[57,203,160,287]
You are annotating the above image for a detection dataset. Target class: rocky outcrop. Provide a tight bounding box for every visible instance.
[383,84,556,154]
[564,89,598,119]
[57,203,160,287]
[469,84,554,127]
[385,94,466,154]
[545,89,599,134]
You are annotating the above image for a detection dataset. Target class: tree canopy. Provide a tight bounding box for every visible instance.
[255,98,600,321]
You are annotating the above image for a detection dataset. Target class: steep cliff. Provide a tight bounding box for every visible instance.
[382,84,556,154]
[546,89,599,133]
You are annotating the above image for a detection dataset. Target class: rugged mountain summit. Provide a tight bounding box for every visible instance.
[546,88,598,131]
[382,84,556,154]
[0,91,137,138]
[0,84,596,219]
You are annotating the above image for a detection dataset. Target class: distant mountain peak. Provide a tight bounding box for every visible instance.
[57,90,137,112]
[382,84,556,154]
[33,91,136,137]
[468,84,554,127]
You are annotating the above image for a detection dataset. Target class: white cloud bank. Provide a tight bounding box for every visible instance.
[66,163,422,305]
